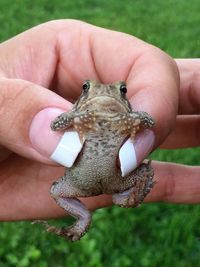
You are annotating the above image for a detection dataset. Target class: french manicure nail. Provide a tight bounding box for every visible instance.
[50,131,84,167]
[29,108,84,167]
[119,129,155,176]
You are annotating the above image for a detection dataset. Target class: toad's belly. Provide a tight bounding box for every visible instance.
[65,131,127,195]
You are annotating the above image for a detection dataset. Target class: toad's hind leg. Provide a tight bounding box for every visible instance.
[36,177,91,242]
[112,161,155,208]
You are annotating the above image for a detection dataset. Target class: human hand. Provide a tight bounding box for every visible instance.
[145,59,200,204]
[0,20,179,221]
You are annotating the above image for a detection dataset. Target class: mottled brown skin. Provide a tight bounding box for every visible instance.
[38,80,155,241]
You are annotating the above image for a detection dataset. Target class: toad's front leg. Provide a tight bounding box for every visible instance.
[50,110,97,140]
[50,111,75,131]
[127,111,154,140]
[133,111,155,129]
[114,111,154,140]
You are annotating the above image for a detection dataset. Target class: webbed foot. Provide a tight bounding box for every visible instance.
[33,220,87,242]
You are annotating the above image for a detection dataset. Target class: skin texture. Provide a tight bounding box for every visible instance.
[38,80,155,241]
[1,20,200,223]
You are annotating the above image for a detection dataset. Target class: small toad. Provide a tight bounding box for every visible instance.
[38,80,155,241]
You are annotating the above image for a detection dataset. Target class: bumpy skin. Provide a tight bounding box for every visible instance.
[39,80,155,242]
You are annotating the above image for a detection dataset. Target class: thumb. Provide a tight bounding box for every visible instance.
[0,78,71,164]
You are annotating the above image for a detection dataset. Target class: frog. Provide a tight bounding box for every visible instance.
[38,80,155,242]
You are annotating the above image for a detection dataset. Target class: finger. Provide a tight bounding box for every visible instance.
[0,156,64,221]
[86,161,200,206]
[0,146,11,161]
[0,20,99,101]
[1,159,200,221]
[0,156,111,221]
[127,49,179,148]
[0,78,72,164]
[0,22,58,90]
[175,58,200,114]
[161,115,200,148]
[145,161,200,204]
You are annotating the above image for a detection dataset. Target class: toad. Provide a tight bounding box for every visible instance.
[37,80,155,241]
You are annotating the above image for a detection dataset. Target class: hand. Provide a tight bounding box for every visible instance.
[0,20,179,221]
[146,59,200,204]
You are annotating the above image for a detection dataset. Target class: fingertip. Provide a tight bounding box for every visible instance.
[29,108,65,158]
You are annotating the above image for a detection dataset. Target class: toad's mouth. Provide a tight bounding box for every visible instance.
[80,95,131,113]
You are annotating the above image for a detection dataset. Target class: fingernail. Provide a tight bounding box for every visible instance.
[50,131,84,167]
[29,108,84,167]
[119,129,155,176]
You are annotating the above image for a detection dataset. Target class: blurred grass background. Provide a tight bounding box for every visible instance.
[0,0,200,266]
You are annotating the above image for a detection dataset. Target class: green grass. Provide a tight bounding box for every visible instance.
[0,0,200,266]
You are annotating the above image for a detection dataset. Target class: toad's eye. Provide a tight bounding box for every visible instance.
[82,81,90,92]
[120,83,127,94]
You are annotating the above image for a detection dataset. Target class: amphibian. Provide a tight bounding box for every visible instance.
[39,80,155,241]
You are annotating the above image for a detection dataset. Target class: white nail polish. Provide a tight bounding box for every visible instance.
[119,138,137,177]
[50,131,84,167]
